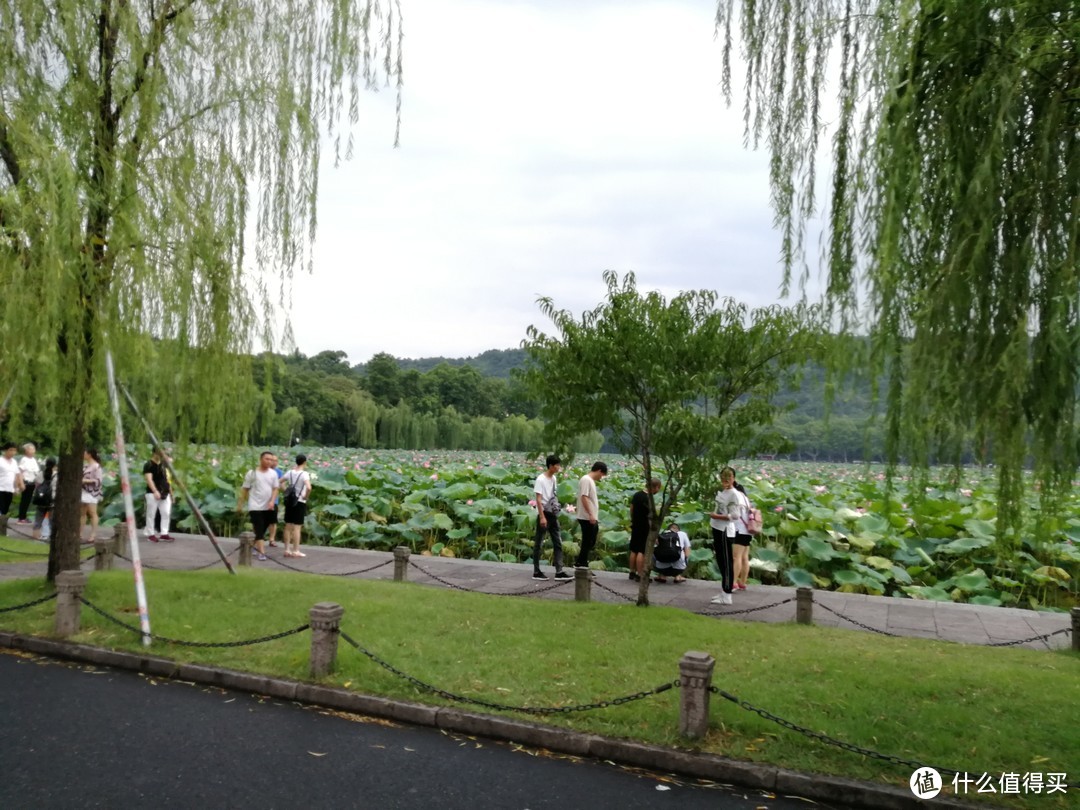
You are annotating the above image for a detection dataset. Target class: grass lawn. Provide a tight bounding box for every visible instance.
[1,569,1077,806]
[0,537,56,564]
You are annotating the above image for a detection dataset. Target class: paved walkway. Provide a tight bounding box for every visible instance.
[0,524,1072,651]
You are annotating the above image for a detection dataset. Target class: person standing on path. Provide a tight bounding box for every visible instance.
[32,457,57,540]
[532,454,570,580]
[267,458,284,548]
[143,448,173,542]
[238,451,279,561]
[80,448,103,543]
[16,443,41,523]
[708,466,744,605]
[628,478,661,581]
[279,454,312,558]
[574,461,608,569]
[0,442,25,529]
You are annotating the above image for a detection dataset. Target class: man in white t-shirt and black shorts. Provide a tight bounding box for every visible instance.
[238,450,278,561]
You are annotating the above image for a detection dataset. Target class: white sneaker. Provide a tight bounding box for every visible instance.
[723,592,733,605]
[710,594,726,604]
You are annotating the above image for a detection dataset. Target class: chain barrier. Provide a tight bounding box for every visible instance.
[408,560,575,597]
[78,597,310,648]
[265,555,394,578]
[694,596,795,618]
[0,544,50,557]
[814,600,901,637]
[114,547,239,572]
[0,591,58,613]
[593,580,637,603]
[340,629,676,714]
[986,626,1071,648]
[709,685,963,777]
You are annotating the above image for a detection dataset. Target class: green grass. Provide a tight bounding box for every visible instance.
[1,570,1077,806]
[0,537,54,563]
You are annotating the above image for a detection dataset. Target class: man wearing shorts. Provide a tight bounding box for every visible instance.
[238,451,278,561]
[629,478,661,581]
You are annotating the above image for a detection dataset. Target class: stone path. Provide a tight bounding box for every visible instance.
[0,524,1072,651]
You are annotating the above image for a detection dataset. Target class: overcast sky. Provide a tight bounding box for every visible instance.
[281,0,826,365]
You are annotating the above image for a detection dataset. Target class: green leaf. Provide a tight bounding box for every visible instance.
[833,569,863,586]
[938,536,992,554]
[784,567,814,588]
[319,502,356,518]
[903,586,952,602]
[797,536,840,561]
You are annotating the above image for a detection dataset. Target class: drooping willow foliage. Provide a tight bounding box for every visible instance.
[0,0,402,576]
[716,0,1079,543]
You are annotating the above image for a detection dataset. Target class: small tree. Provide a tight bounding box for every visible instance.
[522,271,819,605]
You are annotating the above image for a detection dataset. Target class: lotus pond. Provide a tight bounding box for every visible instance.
[96,448,1079,612]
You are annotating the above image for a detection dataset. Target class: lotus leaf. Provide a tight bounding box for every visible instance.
[320,502,356,518]
[938,536,992,554]
[865,555,893,570]
[438,482,483,501]
[903,585,951,601]
[846,534,876,552]
[832,569,863,586]
[478,550,499,561]
[954,570,992,592]
[784,567,814,588]
[963,518,997,539]
[1032,565,1071,582]
[478,466,513,482]
[446,528,472,540]
[797,536,842,561]
[970,595,1003,606]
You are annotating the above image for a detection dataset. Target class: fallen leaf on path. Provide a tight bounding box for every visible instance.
[655,785,671,791]
[308,752,327,757]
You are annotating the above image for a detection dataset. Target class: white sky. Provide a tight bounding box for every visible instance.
[281,0,827,365]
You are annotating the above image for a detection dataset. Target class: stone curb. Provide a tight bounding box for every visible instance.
[0,631,976,810]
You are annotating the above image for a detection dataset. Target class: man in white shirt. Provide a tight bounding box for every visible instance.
[574,461,608,569]
[17,442,41,523]
[531,454,570,580]
[237,451,279,561]
[0,442,25,526]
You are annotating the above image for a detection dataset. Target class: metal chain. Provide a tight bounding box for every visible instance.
[266,555,393,577]
[593,580,637,603]
[986,626,1071,648]
[0,544,50,557]
[694,597,795,618]
[78,597,310,648]
[0,591,58,613]
[114,547,239,572]
[814,600,901,637]
[340,630,676,715]
[499,578,576,597]
[709,685,962,777]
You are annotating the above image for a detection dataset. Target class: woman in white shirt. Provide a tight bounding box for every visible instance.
[17,442,41,523]
[708,466,745,605]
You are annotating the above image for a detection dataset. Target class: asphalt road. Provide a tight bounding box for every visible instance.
[0,650,837,810]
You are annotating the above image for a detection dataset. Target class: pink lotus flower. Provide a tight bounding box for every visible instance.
[959,488,973,497]
[774,506,784,512]
[430,473,438,480]
[565,505,576,513]
[528,499,537,507]
[813,485,827,494]
[466,499,474,506]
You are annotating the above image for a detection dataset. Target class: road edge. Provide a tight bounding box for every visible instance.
[0,630,977,810]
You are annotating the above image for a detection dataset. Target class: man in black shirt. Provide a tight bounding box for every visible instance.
[143,449,173,542]
[628,478,661,581]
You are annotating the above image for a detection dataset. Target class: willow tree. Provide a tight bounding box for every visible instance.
[715,1,1080,542]
[522,271,819,606]
[0,1,402,579]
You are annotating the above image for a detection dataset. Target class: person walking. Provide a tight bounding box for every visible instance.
[238,451,279,561]
[267,458,284,548]
[0,442,25,531]
[32,457,57,540]
[628,478,661,581]
[531,455,570,580]
[80,448,104,543]
[574,461,608,569]
[143,448,173,542]
[279,454,312,558]
[709,466,745,605]
[16,442,41,523]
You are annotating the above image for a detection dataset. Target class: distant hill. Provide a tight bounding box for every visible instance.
[354,348,527,379]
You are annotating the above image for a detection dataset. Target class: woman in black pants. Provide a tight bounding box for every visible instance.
[708,466,744,605]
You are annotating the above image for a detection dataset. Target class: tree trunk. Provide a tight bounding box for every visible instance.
[46,425,86,582]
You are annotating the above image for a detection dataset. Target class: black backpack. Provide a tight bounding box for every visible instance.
[283,473,302,509]
[654,530,682,563]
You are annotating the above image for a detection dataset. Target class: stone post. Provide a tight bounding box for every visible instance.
[112,524,129,558]
[796,587,814,625]
[393,546,410,581]
[55,570,88,638]
[94,539,114,571]
[238,532,254,567]
[1072,607,1080,653]
[678,651,715,739]
[574,566,592,602]
[309,602,345,678]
